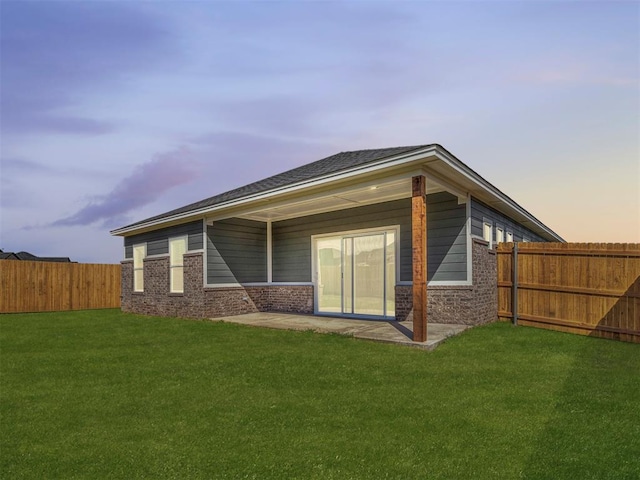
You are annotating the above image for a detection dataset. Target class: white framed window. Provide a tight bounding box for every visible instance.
[496,226,504,244]
[170,236,187,293]
[482,220,493,248]
[133,244,145,292]
[523,236,530,243]
[506,231,513,243]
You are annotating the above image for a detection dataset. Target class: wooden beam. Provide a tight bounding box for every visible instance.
[412,175,427,342]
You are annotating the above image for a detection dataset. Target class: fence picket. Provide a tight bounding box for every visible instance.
[496,242,640,344]
[0,261,121,313]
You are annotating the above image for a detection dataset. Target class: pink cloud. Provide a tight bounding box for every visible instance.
[51,147,200,228]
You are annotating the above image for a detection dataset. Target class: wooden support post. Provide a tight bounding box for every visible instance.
[412,175,427,342]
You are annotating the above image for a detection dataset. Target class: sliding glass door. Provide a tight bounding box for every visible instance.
[316,229,396,318]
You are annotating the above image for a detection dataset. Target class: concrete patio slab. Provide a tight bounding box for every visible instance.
[211,312,470,349]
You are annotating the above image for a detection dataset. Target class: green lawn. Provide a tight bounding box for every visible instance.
[1,310,639,479]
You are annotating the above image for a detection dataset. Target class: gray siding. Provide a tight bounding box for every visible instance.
[273,193,468,283]
[123,220,203,258]
[470,198,546,243]
[427,192,467,282]
[273,199,411,283]
[207,218,267,284]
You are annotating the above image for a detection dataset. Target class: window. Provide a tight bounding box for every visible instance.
[523,237,530,243]
[133,244,145,292]
[170,237,187,293]
[483,220,493,248]
[496,227,504,244]
[506,231,513,242]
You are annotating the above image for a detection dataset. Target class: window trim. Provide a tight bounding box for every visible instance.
[169,236,188,293]
[133,243,146,293]
[506,231,513,243]
[496,226,504,244]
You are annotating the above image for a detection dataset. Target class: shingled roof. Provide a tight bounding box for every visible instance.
[0,250,72,262]
[119,144,432,230]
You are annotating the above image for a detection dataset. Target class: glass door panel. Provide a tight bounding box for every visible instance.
[353,234,385,316]
[317,237,342,313]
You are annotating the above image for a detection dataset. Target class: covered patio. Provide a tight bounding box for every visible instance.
[210,312,470,349]
[117,145,541,337]
[206,171,455,342]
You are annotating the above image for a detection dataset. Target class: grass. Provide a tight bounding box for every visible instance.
[1,310,639,479]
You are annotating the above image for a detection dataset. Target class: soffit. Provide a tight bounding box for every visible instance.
[210,174,452,223]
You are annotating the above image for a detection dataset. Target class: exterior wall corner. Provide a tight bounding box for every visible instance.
[395,237,497,325]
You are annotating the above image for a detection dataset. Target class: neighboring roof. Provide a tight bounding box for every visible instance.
[111,143,563,242]
[0,251,72,262]
[117,145,431,231]
[33,257,73,263]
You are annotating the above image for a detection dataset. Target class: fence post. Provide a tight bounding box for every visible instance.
[512,243,518,325]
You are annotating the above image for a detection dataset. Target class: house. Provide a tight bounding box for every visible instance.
[0,250,19,260]
[0,249,72,262]
[111,144,563,342]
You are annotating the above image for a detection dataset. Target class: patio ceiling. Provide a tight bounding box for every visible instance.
[233,175,451,223]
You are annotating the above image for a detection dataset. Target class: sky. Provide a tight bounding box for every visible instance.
[1,0,638,264]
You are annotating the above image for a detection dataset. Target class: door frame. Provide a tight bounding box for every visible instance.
[311,224,400,320]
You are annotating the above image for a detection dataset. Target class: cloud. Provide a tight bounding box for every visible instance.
[3,107,115,136]
[184,2,448,132]
[2,157,55,173]
[0,2,174,136]
[512,64,638,87]
[190,131,334,183]
[0,157,52,208]
[51,148,200,228]
[209,97,326,138]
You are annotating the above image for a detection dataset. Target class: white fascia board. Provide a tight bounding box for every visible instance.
[110,146,439,236]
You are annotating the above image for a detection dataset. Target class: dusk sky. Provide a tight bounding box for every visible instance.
[1,1,638,264]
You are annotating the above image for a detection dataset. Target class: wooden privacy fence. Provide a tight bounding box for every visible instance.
[0,260,121,313]
[497,243,640,343]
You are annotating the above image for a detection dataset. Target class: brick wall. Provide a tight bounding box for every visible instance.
[245,285,314,314]
[121,260,134,312]
[394,284,413,321]
[395,238,497,325]
[204,287,259,317]
[122,253,206,318]
[122,238,496,324]
[122,253,313,318]
[470,238,498,324]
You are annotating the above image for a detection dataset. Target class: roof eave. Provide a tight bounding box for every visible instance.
[433,147,565,242]
[110,145,440,236]
[111,144,564,242]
